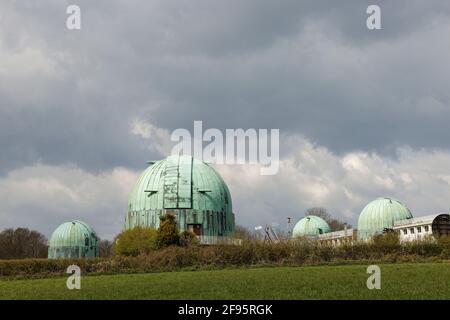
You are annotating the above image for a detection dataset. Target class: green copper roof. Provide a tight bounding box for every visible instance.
[357,197,413,240]
[125,155,234,234]
[292,215,331,237]
[128,155,232,213]
[48,220,99,259]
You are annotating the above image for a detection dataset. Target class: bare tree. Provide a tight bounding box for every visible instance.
[305,207,331,221]
[232,225,257,241]
[0,228,48,259]
[304,207,351,232]
[98,239,114,257]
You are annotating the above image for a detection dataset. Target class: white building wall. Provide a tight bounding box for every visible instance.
[396,223,433,242]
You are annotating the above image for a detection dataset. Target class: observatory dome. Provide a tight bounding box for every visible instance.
[292,215,331,238]
[125,155,234,237]
[357,197,413,240]
[48,220,99,259]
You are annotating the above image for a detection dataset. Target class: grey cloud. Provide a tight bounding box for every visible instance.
[3,134,450,239]
[0,164,139,240]
[2,1,450,234]
[2,0,450,175]
[217,135,450,230]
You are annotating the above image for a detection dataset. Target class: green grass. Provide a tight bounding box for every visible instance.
[1,263,449,299]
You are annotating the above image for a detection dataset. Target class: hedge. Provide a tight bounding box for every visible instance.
[1,240,449,279]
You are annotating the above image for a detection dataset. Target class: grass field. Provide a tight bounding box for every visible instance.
[0,263,449,299]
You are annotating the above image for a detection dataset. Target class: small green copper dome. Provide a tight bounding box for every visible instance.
[357,197,413,240]
[48,220,99,259]
[293,215,331,238]
[125,155,234,237]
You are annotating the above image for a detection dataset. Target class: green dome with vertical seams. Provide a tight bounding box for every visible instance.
[125,155,234,237]
[48,220,99,259]
[357,197,413,240]
[292,215,331,238]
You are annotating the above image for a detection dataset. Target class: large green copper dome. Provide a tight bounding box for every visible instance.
[125,155,235,237]
[357,197,413,240]
[48,220,99,259]
[292,215,331,238]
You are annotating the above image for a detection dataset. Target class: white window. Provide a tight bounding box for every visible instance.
[410,228,415,234]
[417,226,421,233]
[424,225,429,232]
[403,229,407,235]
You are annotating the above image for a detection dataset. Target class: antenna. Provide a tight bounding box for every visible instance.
[287,217,292,238]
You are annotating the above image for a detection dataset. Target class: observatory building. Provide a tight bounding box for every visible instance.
[305,196,450,245]
[48,220,99,259]
[357,197,413,240]
[393,213,450,242]
[292,215,331,238]
[317,228,357,246]
[125,155,235,244]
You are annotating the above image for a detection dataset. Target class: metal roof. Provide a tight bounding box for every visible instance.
[49,220,98,248]
[318,228,355,240]
[357,197,413,240]
[292,215,331,237]
[126,155,233,228]
[393,213,447,228]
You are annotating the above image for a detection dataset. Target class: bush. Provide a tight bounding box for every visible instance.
[371,231,400,253]
[179,231,200,247]
[2,237,450,280]
[156,213,180,248]
[114,227,157,256]
[437,235,450,246]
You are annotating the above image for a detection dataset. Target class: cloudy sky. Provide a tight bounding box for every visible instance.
[2,0,450,240]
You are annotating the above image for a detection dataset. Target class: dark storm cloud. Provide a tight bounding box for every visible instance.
[3,1,450,237]
[2,0,450,175]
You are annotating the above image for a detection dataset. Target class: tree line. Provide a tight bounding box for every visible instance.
[0,228,48,259]
[0,227,114,260]
[304,207,352,231]
[0,208,349,259]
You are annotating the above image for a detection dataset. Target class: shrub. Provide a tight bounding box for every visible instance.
[156,213,180,248]
[437,235,450,247]
[2,237,450,280]
[114,227,157,256]
[371,231,400,253]
[179,231,200,247]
